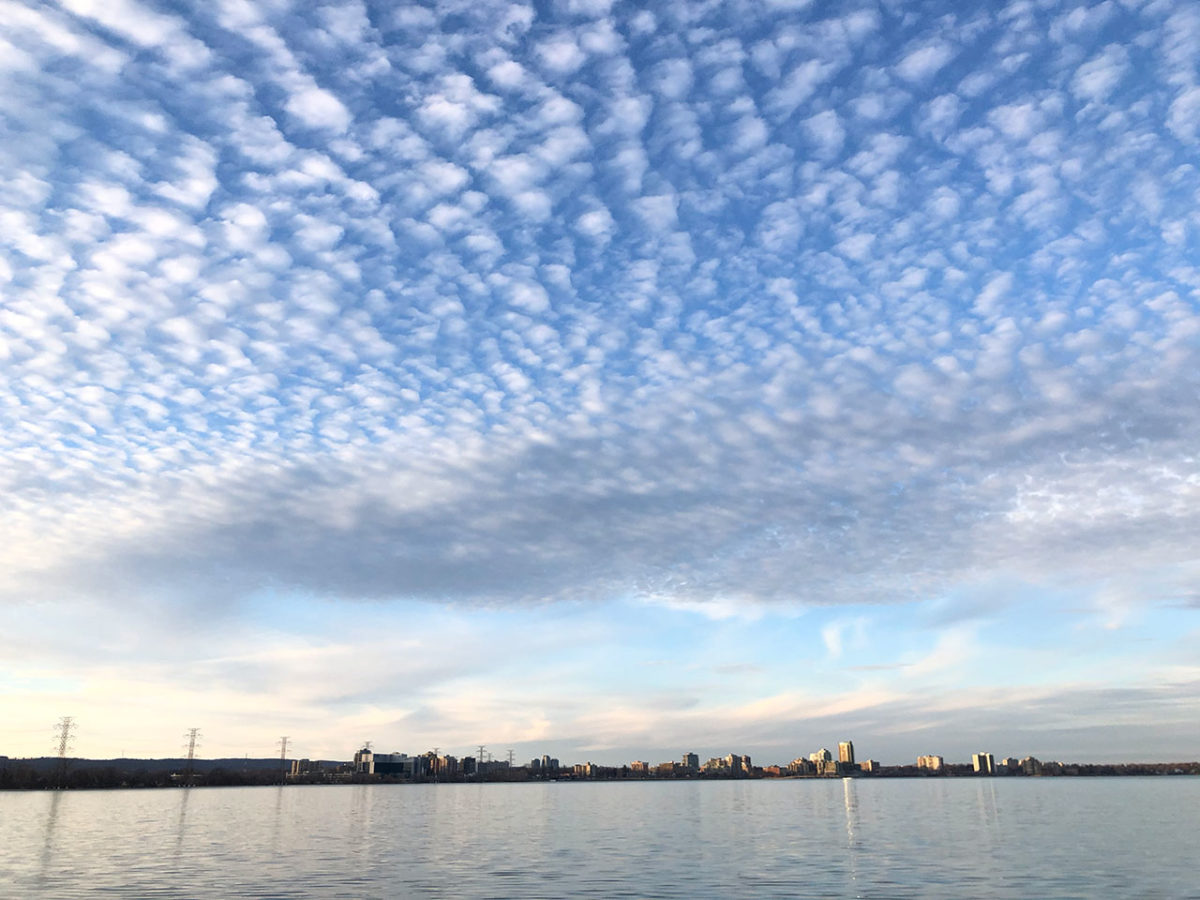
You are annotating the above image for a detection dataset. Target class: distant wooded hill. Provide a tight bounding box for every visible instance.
[0,756,344,789]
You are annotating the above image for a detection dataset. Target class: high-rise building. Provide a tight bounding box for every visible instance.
[810,748,832,763]
[838,741,855,765]
[681,752,699,770]
[917,754,943,771]
[354,747,374,775]
[972,752,995,775]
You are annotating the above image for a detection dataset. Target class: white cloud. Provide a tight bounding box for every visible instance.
[286,85,352,132]
[487,59,529,90]
[509,281,551,314]
[537,36,587,75]
[1167,86,1200,142]
[576,206,615,240]
[804,109,845,157]
[1071,44,1129,103]
[895,42,955,82]
[633,193,678,231]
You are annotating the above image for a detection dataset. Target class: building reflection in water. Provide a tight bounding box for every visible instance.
[843,777,862,893]
[975,776,1000,832]
[270,785,286,853]
[37,791,63,887]
[843,777,860,846]
[174,787,192,861]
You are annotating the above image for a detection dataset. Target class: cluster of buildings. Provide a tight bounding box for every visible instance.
[328,742,1076,783]
[346,742,880,781]
[915,753,1064,776]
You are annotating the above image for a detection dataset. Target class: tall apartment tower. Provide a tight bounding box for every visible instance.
[838,741,855,765]
[681,752,699,770]
[972,752,995,775]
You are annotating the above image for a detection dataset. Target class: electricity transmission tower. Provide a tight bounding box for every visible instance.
[53,717,76,789]
[278,736,290,784]
[183,728,201,784]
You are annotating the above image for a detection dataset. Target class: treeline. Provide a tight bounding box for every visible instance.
[1066,762,1200,776]
[0,760,287,790]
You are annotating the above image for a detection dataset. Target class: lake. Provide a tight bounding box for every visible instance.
[2,777,1197,898]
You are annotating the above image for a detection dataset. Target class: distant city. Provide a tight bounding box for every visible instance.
[5,725,1197,790]
[326,741,1196,783]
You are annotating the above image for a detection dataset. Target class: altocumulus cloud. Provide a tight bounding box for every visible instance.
[1,0,1199,622]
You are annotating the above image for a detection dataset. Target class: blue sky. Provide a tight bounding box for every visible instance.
[2,0,1198,766]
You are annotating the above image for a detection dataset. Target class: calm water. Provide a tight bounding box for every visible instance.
[2,777,1197,898]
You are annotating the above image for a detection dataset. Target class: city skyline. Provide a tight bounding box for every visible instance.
[6,717,1195,771]
[3,0,1199,764]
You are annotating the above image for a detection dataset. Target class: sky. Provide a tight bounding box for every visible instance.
[2,0,1198,768]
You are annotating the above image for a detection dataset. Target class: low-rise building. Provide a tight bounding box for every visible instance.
[787,757,815,775]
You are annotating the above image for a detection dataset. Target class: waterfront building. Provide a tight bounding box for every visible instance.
[811,748,832,763]
[972,752,996,775]
[860,760,878,773]
[917,755,943,771]
[816,758,841,776]
[374,752,419,777]
[682,752,699,770]
[788,757,815,776]
[1020,756,1042,776]
[354,747,374,775]
[838,741,855,765]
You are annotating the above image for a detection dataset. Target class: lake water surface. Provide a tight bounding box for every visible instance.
[2,777,1197,898]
